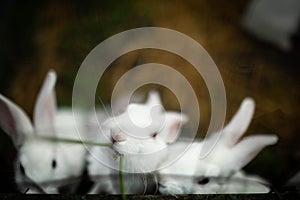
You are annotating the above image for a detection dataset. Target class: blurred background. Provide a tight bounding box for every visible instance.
[0,0,299,193]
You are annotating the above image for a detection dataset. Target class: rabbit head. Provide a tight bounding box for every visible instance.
[188,171,270,194]
[159,98,278,194]
[0,70,86,193]
[102,91,188,172]
[159,171,270,194]
[198,98,278,176]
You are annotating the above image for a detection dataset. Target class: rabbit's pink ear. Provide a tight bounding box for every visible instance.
[0,94,33,146]
[222,98,255,147]
[146,90,162,108]
[159,112,188,144]
[229,134,278,171]
[33,70,57,134]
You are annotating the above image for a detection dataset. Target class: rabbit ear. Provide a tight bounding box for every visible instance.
[221,98,255,147]
[229,134,278,171]
[33,70,57,135]
[146,90,162,108]
[111,92,143,115]
[158,112,188,144]
[0,94,33,147]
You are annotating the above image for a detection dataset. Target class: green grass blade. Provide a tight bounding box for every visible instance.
[119,154,127,200]
[39,136,112,147]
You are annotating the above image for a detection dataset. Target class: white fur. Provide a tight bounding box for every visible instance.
[158,98,278,194]
[87,90,188,194]
[0,70,87,193]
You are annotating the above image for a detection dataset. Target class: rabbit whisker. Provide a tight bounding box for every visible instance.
[37,135,112,147]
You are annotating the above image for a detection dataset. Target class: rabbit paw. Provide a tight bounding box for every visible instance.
[159,182,186,194]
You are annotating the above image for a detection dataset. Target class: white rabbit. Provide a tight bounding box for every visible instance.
[87,90,188,194]
[159,98,278,194]
[0,70,88,193]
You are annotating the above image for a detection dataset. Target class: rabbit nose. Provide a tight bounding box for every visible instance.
[112,132,126,143]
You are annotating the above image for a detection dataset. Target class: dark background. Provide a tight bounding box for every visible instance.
[0,0,299,193]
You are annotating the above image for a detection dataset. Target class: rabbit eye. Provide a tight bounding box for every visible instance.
[19,164,25,175]
[151,132,158,138]
[198,177,209,185]
[52,159,57,169]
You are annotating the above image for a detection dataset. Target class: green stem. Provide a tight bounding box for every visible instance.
[39,136,112,147]
[119,154,127,200]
